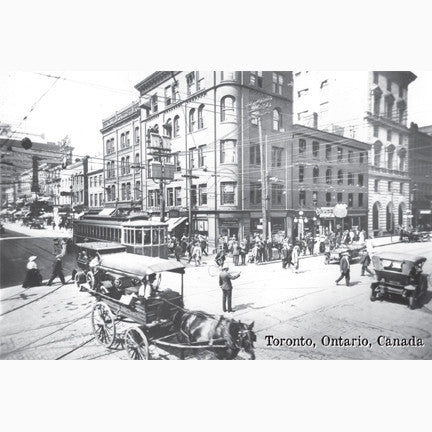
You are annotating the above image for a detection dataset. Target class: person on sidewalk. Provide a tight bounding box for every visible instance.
[47,255,66,285]
[200,236,208,256]
[335,251,350,286]
[360,249,373,276]
[215,247,226,268]
[281,243,290,269]
[174,242,183,262]
[232,240,240,266]
[219,265,240,313]
[291,244,300,273]
[22,256,43,288]
[239,239,247,265]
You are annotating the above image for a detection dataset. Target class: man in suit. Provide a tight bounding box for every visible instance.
[360,249,373,276]
[219,266,240,313]
[335,251,350,286]
[232,240,240,266]
[47,255,66,285]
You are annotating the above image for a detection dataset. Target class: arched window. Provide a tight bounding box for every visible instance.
[173,115,180,137]
[121,183,126,200]
[121,157,125,175]
[398,202,405,226]
[337,169,343,185]
[135,153,140,171]
[198,104,204,129]
[386,202,394,233]
[374,141,382,166]
[387,145,395,170]
[347,172,354,185]
[111,185,116,201]
[189,108,196,132]
[125,156,130,174]
[221,96,235,122]
[126,182,131,200]
[106,186,111,202]
[107,161,111,178]
[163,118,172,138]
[326,168,332,184]
[272,108,282,131]
[313,166,319,184]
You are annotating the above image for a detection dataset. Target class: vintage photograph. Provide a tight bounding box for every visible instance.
[1,70,431,360]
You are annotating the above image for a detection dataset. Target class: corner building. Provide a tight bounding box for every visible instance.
[133,71,293,247]
[294,71,416,236]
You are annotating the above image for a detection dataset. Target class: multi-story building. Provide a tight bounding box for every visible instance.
[132,71,293,245]
[60,157,89,209]
[409,123,432,229]
[101,101,142,211]
[88,168,104,209]
[293,71,416,236]
[290,124,370,235]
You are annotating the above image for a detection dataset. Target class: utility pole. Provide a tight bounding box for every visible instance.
[249,96,272,240]
[182,163,199,239]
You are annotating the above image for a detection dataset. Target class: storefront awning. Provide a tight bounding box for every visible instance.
[99,207,116,216]
[151,216,187,232]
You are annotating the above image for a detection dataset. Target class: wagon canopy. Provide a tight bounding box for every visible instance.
[374,252,426,264]
[98,252,185,276]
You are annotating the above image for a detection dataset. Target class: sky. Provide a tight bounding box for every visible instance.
[1,70,432,159]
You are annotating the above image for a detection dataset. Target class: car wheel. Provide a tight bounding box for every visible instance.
[408,295,416,310]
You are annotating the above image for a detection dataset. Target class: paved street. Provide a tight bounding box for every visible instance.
[1,223,432,360]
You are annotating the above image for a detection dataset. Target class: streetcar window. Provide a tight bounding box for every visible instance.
[144,229,151,245]
[136,228,143,245]
[116,229,120,242]
[152,227,159,244]
[131,229,135,244]
[160,227,166,244]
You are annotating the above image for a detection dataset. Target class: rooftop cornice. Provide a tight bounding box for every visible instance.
[135,71,180,95]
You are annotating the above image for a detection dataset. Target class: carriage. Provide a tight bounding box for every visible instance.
[324,242,366,264]
[370,252,429,309]
[74,242,255,360]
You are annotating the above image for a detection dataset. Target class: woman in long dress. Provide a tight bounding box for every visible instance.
[22,256,43,288]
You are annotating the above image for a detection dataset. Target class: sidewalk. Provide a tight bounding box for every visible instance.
[2,222,72,239]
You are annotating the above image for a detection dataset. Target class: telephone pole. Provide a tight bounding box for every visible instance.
[182,164,199,239]
[249,96,273,240]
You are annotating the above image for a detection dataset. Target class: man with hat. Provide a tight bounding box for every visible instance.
[47,254,66,286]
[335,251,351,286]
[219,265,240,313]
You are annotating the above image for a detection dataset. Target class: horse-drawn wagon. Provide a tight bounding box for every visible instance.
[74,242,256,360]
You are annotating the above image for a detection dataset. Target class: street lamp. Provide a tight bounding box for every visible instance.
[294,211,308,240]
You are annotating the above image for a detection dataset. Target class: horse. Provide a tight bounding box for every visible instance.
[174,310,256,360]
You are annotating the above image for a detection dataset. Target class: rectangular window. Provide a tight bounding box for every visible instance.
[312,141,319,157]
[388,181,392,192]
[172,82,179,102]
[199,184,207,205]
[299,190,306,207]
[374,179,379,192]
[271,184,283,205]
[337,192,343,203]
[387,129,392,141]
[358,174,364,187]
[221,182,236,205]
[348,150,353,162]
[358,193,364,207]
[337,147,343,161]
[186,72,196,96]
[126,131,130,147]
[151,94,158,113]
[373,125,379,137]
[249,143,261,165]
[190,185,197,206]
[359,152,365,163]
[167,188,174,206]
[198,145,206,167]
[165,85,172,106]
[250,183,262,205]
[90,177,93,188]
[189,147,196,169]
[271,147,283,167]
[220,139,237,163]
[90,194,93,207]
[135,127,140,144]
[272,72,284,95]
[348,193,353,207]
[399,182,404,194]
[326,192,331,206]
[299,139,306,155]
[326,144,331,160]
[250,71,263,87]
[299,165,305,183]
[174,187,182,206]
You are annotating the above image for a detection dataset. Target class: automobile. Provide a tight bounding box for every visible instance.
[400,229,431,243]
[324,242,366,264]
[29,218,45,229]
[370,252,429,309]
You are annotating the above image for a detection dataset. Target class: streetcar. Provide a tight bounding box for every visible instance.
[73,211,169,258]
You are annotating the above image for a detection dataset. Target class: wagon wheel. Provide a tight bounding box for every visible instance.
[91,301,116,348]
[124,327,149,360]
